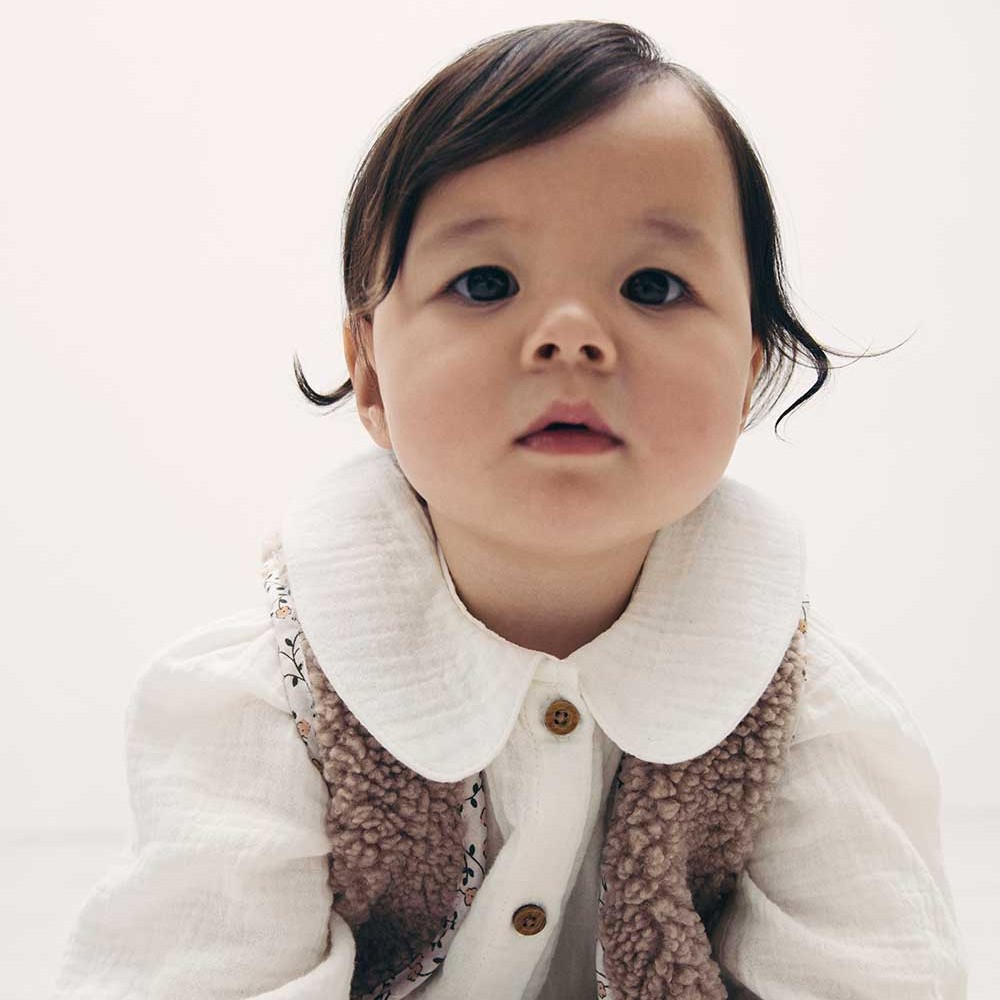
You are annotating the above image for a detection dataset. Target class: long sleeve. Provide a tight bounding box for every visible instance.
[51,607,355,1000]
[710,609,968,999]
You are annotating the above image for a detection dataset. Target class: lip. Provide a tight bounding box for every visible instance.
[515,400,623,443]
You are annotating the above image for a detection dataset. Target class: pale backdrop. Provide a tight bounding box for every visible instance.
[1,0,996,994]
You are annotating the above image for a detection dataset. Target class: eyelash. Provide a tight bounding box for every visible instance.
[441,265,696,310]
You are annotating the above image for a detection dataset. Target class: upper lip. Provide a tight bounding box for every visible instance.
[515,400,623,443]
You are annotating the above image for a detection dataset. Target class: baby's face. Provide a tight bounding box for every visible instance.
[348,77,762,558]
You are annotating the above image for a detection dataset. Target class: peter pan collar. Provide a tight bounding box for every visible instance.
[277,446,807,784]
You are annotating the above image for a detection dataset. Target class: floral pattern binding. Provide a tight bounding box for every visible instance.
[262,535,487,1000]
[263,532,811,1000]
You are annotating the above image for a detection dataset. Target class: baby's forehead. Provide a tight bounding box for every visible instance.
[447,84,716,179]
[413,85,735,257]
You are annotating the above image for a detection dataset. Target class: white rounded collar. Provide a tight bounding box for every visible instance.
[278,447,807,783]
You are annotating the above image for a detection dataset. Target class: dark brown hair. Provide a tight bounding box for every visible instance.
[293,19,904,439]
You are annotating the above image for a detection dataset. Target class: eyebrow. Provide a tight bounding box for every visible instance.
[411,210,717,258]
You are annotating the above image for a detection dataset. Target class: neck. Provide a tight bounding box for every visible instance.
[426,505,655,661]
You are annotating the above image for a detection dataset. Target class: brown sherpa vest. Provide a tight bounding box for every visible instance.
[263,537,807,1000]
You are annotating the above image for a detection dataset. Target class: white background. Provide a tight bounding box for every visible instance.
[1,0,996,995]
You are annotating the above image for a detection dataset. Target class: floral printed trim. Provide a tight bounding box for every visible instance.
[261,533,489,999]
[262,540,324,771]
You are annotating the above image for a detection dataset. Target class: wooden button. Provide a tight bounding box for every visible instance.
[544,698,580,735]
[512,903,547,935]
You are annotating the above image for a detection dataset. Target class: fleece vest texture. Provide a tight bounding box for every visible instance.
[262,537,807,1000]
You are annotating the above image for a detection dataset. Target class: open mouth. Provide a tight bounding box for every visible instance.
[514,399,622,445]
[517,421,622,440]
[516,423,623,454]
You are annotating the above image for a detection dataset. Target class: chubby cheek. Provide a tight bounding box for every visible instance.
[379,355,491,494]
[634,356,744,478]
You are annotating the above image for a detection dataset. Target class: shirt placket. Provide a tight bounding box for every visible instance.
[425,661,596,998]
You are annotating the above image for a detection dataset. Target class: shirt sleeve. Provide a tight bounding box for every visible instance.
[710,609,968,999]
[51,607,356,1000]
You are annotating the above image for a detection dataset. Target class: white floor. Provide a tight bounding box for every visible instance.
[4,807,995,998]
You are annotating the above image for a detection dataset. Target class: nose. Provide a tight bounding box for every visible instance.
[520,309,617,369]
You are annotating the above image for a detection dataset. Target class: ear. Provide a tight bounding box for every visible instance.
[741,337,764,431]
[343,316,392,449]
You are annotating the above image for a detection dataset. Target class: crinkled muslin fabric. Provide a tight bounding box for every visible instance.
[263,531,805,999]
[51,448,967,999]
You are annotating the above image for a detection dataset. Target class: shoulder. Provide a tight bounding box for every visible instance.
[789,608,949,835]
[792,607,934,753]
[123,605,312,786]
[123,605,329,844]
[130,605,286,720]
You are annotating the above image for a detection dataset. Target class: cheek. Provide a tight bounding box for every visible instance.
[635,351,745,450]
[382,348,491,454]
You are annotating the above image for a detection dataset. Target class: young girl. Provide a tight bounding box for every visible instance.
[52,20,967,1000]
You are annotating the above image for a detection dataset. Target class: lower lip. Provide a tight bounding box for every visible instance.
[516,429,623,454]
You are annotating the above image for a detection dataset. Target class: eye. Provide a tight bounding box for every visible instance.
[446,266,517,306]
[443,265,694,308]
[621,269,694,308]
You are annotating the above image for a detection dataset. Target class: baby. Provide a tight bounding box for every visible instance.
[53,18,966,1000]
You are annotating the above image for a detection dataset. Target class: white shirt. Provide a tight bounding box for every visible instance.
[52,447,968,999]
